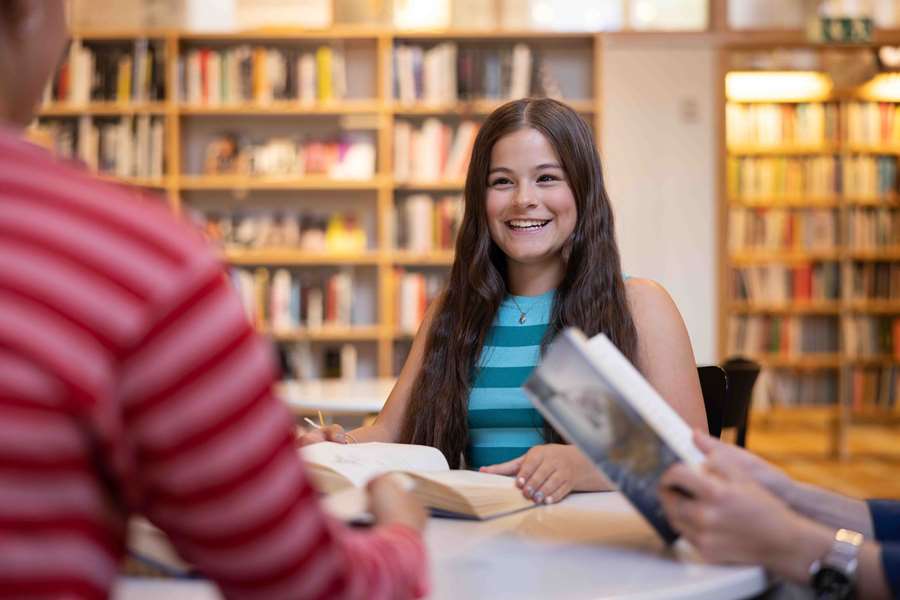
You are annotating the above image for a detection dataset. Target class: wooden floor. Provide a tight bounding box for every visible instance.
[746,413,900,499]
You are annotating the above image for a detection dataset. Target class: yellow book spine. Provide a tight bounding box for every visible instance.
[316,46,333,102]
[118,56,132,103]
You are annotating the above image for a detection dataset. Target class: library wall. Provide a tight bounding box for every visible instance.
[602,40,718,363]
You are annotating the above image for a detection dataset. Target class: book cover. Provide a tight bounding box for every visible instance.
[523,328,703,543]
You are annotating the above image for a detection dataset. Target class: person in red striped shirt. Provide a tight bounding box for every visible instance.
[0,2,428,598]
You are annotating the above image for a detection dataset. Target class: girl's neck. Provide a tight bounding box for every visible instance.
[506,258,564,297]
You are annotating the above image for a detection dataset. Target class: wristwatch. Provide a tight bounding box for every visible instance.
[808,528,864,600]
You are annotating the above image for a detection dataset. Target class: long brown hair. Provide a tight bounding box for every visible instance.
[399,98,638,467]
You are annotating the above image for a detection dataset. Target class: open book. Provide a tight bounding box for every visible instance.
[300,442,534,520]
[523,328,705,543]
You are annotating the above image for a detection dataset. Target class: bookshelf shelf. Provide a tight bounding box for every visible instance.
[749,354,843,369]
[224,249,382,265]
[848,355,900,367]
[727,144,840,155]
[179,176,387,191]
[178,101,383,115]
[393,180,466,191]
[730,301,841,315]
[176,26,385,41]
[38,102,168,116]
[390,251,455,265]
[728,197,841,207]
[390,99,595,115]
[95,174,169,188]
[265,325,386,342]
[730,250,842,264]
[846,300,900,314]
[847,248,900,261]
[843,195,900,206]
[843,144,900,156]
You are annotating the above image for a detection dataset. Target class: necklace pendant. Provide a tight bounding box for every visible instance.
[518,312,527,325]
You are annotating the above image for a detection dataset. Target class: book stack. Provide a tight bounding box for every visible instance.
[756,369,840,408]
[393,119,478,182]
[394,194,463,252]
[733,263,841,303]
[395,269,446,334]
[844,262,900,302]
[727,315,840,356]
[846,101,900,146]
[195,210,367,253]
[230,267,358,332]
[727,156,839,201]
[34,115,164,179]
[847,207,900,250]
[201,132,375,179]
[44,38,166,105]
[728,207,838,251]
[393,42,543,104]
[179,44,347,105]
[847,366,899,413]
[726,102,839,147]
[842,155,897,198]
[843,315,900,358]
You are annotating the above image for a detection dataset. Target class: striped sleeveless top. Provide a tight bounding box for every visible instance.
[467,289,555,468]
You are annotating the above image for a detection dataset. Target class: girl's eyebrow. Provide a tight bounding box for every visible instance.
[488,167,513,175]
[488,164,562,175]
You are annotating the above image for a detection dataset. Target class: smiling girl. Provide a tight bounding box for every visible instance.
[300,98,707,504]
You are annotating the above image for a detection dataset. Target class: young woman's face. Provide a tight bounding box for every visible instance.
[485,127,577,271]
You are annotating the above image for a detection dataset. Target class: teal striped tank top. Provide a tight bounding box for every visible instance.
[467,289,555,468]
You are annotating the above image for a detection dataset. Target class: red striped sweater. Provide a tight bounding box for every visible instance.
[0,127,428,599]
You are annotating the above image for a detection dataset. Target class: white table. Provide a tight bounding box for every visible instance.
[115,492,767,600]
[277,378,395,415]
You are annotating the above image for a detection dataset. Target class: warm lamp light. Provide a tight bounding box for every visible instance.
[725,71,833,102]
[858,73,900,101]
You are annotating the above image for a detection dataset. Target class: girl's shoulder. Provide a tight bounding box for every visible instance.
[623,278,681,323]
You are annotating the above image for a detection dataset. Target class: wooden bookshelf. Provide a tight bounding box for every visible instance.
[46,26,602,380]
[721,45,900,458]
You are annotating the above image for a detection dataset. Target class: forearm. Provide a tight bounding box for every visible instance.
[785,482,874,537]
[348,421,396,443]
[765,517,891,600]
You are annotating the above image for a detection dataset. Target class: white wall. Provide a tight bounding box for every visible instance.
[601,40,718,363]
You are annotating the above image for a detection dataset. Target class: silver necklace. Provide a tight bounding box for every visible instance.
[509,295,542,325]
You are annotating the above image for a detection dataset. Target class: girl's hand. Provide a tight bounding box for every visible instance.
[480,444,594,504]
[295,423,347,446]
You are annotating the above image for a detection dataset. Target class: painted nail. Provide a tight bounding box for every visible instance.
[516,477,525,487]
[524,485,534,497]
[533,491,544,504]
[544,496,554,505]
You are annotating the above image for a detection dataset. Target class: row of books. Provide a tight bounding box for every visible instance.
[727,156,898,200]
[845,262,900,301]
[728,207,838,251]
[230,267,356,331]
[282,343,361,381]
[395,270,446,334]
[194,210,367,253]
[394,194,463,252]
[755,369,839,408]
[202,132,375,179]
[727,156,839,200]
[178,45,347,106]
[847,207,900,250]
[843,315,900,358]
[726,102,839,147]
[847,367,900,412]
[393,43,559,104]
[733,263,841,303]
[44,39,165,105]
[35,116,164,179]
[727,315,840,356]
[846,102,900,146]
[393,119,478,182]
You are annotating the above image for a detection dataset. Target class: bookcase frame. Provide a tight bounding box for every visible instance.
[718,40,900,458]
[44,26,603,380]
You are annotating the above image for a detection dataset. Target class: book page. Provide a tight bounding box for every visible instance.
[407,469,518,489]
[300,442,449,488]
